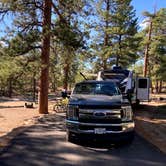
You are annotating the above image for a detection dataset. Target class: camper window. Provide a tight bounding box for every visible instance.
[138,79,147,88]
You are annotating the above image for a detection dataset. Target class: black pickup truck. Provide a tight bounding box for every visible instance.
[66,80,134,143]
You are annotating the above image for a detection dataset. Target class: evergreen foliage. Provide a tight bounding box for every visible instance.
[141,8,166,91]
[89,0,140,70]
[0,0,165,102]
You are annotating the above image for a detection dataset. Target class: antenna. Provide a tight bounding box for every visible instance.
[80,72,87,80]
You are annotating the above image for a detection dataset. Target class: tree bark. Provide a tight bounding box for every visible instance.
[159,80,162,93]
[33,73,36,102]
[38,0,52,114]
[151,83,154,93]
[103,59,107,70]
[143,21,152,77]
[116,35,122,66]
[63,62,70,91]
[103,0,110,70]
[155,79,159,94]
[8,77,12,98]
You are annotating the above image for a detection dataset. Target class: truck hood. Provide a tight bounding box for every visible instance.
[69,94,122,107]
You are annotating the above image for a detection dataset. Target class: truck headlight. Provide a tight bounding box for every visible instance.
[67,105,79,120]
[122,106,133,121]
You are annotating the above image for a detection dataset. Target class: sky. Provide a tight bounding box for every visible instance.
[0,0,166,37]
[131,0,166,23]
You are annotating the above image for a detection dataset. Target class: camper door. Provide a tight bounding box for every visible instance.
[137,77,150,101]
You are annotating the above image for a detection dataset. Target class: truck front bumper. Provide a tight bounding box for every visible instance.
[66,120,135,134]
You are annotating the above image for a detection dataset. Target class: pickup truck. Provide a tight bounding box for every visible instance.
[66,80,135,144]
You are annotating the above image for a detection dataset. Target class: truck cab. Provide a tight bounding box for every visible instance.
[66,80,135,143]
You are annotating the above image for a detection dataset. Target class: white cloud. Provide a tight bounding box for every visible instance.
[0,41,7,47]
[139,18,150,30]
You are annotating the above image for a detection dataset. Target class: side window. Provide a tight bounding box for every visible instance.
[138,79,147,88]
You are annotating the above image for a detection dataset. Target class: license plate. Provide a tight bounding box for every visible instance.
[94,128,106,134]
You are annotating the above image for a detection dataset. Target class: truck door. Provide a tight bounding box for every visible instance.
[136,77,150,101]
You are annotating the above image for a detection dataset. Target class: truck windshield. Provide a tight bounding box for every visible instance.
[73,82,120,96]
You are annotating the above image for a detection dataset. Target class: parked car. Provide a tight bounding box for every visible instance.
[66,80,135,144]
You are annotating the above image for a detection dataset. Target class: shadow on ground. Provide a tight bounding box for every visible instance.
[0,113,165,166]
[134,103,166,154]
[134,104,166,119]
[0,105,24,109]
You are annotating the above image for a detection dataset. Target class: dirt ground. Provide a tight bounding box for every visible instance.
[0,97,40,137]
[134,94,166,154]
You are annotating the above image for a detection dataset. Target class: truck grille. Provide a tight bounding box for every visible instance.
[79,105,121,109]
[79,125,122,131]
[78,109,123,124]
[79,118,121,124]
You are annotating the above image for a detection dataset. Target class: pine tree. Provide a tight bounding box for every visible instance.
[148,8,166,92]
[109,0,139,67]
[51,0,88,90]
[90,0,139,70]
[140,8,166,92]
[0,0,88,113]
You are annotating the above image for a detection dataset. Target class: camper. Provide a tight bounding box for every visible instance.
[96,66,150,106]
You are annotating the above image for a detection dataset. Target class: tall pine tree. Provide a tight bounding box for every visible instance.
[109,0,139,67]
[90,0,139,70]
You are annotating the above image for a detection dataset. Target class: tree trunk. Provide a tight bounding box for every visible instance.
[155,80,159,94]
[33,73,36,102]
[103,59,107,70]
[159,80,162,93]
[52,78,56,92]
[38,0,52,114]
[63,62,70,91]
[116,55,119,67]
[143,21,152,77]
[151,84,154,93]
[8,77,12,98]
[116,35,122,67]
[102,0,110,70]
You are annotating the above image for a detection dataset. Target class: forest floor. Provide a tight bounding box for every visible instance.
[0,94,166,154]
[134,95,166,154]
[0,96,57,136]
[0,96,57,150]
[0,97,39,137]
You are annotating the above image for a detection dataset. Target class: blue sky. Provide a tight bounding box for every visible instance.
[0,0,166,37]
[131,0,166,23]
